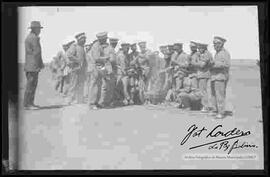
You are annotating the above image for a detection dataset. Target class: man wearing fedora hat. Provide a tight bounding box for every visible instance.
[23,21,44,110]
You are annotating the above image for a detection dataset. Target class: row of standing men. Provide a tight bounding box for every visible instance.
[51,31,230,119]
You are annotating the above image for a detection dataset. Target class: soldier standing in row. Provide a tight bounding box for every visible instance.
[165,43,189,103]
[61,39,76,97]
[23,21,44,110]
[188,41,200,88]
[162,45,174,93]
[87,32,110,109]
[103,38,119,106]
[116,43,131,105]
[210,36,231,119]
[65,32,87,104]
[128,43,141,104]
[195,43,213,112]
[51,39,73,95]
[137,41,151,103]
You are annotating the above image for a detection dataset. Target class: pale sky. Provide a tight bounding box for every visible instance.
[18,6,260,63]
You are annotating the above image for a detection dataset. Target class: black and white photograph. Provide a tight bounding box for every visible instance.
[3,5,267,172]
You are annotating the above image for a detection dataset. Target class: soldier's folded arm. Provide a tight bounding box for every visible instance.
[197,59,207,68]
[190,57,198,66]
[213,52,231,68]
[180,60,190,68]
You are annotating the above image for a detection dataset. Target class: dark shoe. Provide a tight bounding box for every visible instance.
[97,103,106,108]
[89,105,99,110]
[31,104,40,108]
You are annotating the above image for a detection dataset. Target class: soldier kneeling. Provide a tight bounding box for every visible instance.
[175,75,203,110]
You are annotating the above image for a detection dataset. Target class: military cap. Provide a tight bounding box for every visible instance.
[101,43,109,48]
[138,41,146,47]
[154,51,159,55]
[84,43,91,47]
[167,45,174,49]
[214,36,227,43]
[159,45,167,49]
[75,32,86,40]
[96,32,108,39]
[62,37,75,47]
[65,40,75,47]
[109,38,119,43]
[173,43,183,47]
[28,21,43,29]
[130,43,137,46]
[121,43,130,47]
[190,41,197,47]
[197,43,208,48]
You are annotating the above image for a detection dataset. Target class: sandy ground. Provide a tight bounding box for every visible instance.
[14,61,263,170]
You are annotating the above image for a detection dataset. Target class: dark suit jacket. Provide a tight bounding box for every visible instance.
[24,32,44,72]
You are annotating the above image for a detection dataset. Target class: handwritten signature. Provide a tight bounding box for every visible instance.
[180,124,258,154]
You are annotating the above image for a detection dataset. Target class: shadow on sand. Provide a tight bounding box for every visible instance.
[36,104,67,110]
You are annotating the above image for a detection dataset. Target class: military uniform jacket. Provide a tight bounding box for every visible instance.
[137,50,151,77]
[189,51,200,78]
[196,50,213,79]
[24,32,44,72]
[171,51,189,78]
[103,45,115,75]
[66,43,87,72]
[128,51,139,67]
[86,41,105,73]
[210,48,231,81]
[116,50,130,76]
[51,50,67,76]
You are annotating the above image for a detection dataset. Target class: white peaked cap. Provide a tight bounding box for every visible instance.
[62,36,75,46]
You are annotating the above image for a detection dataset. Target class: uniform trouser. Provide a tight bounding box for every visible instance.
[88,70,102,106]
[129,76,137,101]
[62,75,70,96]
[173,76,184,91]
[165,89,177,102]
[98,76,111,106]
[55,76,64,93]
[67,70,85,103]
[121,76,131,101]
[190,77,198,89]
[99,74,115,105]
[211,80,227,115]
[177,92,201,108]
[23,72,39,107]
[163,72,172,91]
[198,78,209,108]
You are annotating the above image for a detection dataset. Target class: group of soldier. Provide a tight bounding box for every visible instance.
[24,21,231,119]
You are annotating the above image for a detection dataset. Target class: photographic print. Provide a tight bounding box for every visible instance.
[9,5,265,170]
